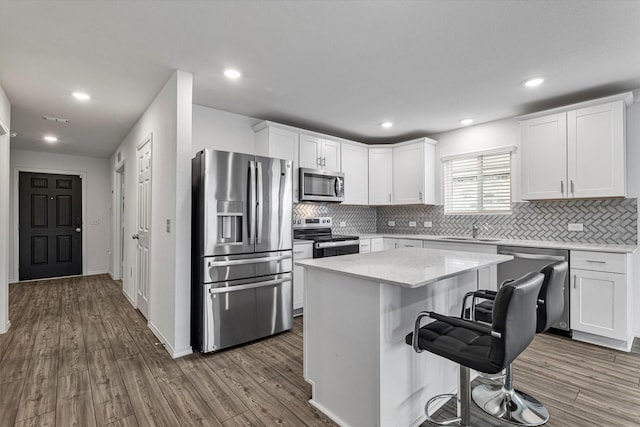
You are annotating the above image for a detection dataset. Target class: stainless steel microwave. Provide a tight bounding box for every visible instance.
[299,168,345,202]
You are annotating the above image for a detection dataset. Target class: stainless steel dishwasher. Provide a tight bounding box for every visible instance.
[497,245,570,333]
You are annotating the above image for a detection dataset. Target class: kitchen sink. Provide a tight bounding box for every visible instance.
[441,237,502,242]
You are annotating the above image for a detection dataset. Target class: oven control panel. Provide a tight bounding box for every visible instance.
[293,217,332,228]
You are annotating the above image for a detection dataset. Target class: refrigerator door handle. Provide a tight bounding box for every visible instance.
[207,253,292,267]
[248,160,256,244]
[209,277,290,294]
[256,161,263,244]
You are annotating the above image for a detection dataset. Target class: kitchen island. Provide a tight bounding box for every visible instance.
[295,247,513,427]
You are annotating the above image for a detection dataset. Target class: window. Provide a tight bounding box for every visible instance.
[443,149,513,215]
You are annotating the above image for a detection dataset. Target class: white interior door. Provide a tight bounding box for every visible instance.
[136,138,151,319]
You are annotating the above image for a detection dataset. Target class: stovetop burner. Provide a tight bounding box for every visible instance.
[293,216,359,243]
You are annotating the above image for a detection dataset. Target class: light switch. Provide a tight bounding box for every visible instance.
[409,221,417,227]
[568,223,584,232]
[388,221,395,226]
[424,221,433,228]
[339,221,346,227]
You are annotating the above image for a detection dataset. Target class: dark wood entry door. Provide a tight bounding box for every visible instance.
[19,172,83,280]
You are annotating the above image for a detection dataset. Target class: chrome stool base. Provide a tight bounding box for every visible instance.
[472,383,549,426]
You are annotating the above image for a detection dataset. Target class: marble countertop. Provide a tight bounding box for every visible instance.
[294,247,513,288]
[350,233,637,254]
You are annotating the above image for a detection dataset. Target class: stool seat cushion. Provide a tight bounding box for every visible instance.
[405,321,500,374]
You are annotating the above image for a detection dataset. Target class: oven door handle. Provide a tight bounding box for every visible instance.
[315,240,360,249]
[498,251,565,262]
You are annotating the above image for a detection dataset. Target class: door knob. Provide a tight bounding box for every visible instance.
[132,234,139,240]
[75,228,82,232]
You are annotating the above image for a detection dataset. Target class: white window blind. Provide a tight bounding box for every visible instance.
[444,152,512,214]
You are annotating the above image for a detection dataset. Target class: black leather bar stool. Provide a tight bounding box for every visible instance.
[470,261,568,426]
[406,272,544,427]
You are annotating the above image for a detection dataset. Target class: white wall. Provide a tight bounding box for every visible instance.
[9,150,110,280]
[109,70,193,358]
[192,104,259,155]
[0,84,11,334]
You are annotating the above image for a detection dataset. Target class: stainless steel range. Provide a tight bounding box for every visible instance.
[293,217,359,258]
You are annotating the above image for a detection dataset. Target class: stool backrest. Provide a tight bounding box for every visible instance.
[489,272,544,372]
[536,261,568,333]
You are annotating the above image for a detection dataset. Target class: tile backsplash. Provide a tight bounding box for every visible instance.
[295,198,638,245]
[293,203,377,235]
[377,198,637,245]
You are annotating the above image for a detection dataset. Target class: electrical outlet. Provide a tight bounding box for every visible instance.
[424,221,433,228]
[388,220,395,227]
[409,221,417,227]
[339,221,346,227]
[568,223,584,232]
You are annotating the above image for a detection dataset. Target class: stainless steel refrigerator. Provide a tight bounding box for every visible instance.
[192,149,293,353]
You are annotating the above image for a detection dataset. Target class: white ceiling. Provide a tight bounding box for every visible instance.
[1,1,639,158]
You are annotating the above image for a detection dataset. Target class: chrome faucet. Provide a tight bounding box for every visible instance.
[472,220,479,239]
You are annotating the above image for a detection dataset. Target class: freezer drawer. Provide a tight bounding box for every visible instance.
[198,272,293,353]
[200,250,292,283]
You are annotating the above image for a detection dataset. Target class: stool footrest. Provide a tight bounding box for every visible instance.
[425,393,462,426]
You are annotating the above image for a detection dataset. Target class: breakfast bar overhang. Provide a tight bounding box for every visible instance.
[295,247,513,427]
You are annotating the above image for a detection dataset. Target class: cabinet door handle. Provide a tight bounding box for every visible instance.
[388,193,392,202]
[560,180,564,196]
[418,191,422,201]
[570,180,574,195]
[573,274,577,289]
[317,157,321,167]
[322,157,326,167]
[586,260,606,264]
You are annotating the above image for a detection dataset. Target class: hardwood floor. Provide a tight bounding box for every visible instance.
[0,275,638,427]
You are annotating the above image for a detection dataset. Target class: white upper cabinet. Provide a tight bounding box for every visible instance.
[368,147,393,205]
[520,95,630,200]
[299,133,341,171]
[392,138,436,205]
[341,143,368,205]
[521,113,568,199]
[254,123,300,202]
[567,101,625,198]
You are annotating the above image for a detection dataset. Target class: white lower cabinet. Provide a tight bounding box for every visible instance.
[371,237,384,252]
[570,251,629,344]
[293,242,313,313]
[398,238,422,248]
[383,238,399,250]
[571,269,626,340]
[359,238,371,253]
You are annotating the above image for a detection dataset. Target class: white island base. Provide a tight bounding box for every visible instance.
[303,268,480,427]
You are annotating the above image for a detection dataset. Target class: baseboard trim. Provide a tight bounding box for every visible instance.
[572,330,633,352]
[0,320,10,334]
[87,269,109,276]
[147,321,193,359]
[122,289,136,308]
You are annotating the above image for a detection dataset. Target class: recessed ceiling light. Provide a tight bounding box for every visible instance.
[43,135,58,143]
[460,118,474,126]
[72,91,91,100]
[381,122,393,128]
[523,77,544,87]
[224,69,242,79]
